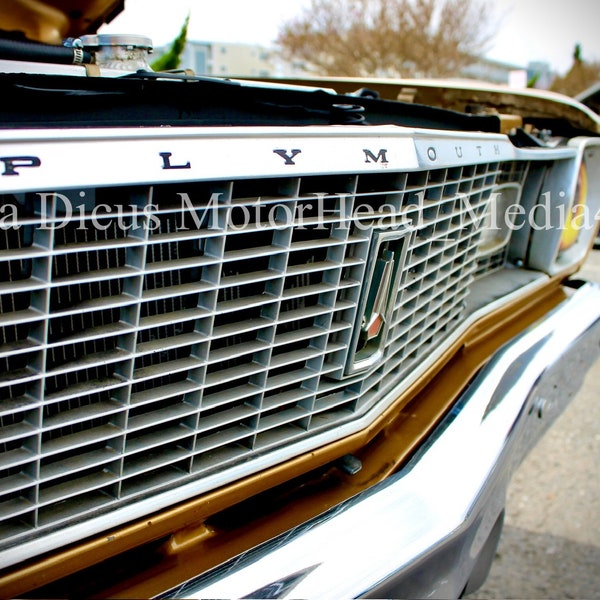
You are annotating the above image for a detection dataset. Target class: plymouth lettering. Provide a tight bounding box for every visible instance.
[273,149,301,165]
[363,149,389,164]
[0,155,41,176]
[160,152,191,170]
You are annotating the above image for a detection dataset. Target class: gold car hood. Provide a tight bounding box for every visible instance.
[0,0,123,44]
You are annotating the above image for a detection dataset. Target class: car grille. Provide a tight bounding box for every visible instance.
[0,159,503,552]
[473,160,531,278]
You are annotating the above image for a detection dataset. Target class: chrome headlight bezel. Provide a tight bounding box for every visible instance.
[520,139,600,276]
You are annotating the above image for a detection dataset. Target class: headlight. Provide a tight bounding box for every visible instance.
[525,140,600,276]
[559,161,588,252]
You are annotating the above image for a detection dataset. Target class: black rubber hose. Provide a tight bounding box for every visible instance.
[0,37,92,65]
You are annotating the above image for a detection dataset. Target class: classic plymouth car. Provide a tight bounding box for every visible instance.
[0,1,599,598]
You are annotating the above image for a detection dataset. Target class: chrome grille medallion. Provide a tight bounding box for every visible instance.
[346,226,412,374]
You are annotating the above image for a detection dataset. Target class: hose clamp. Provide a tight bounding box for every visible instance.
[72,48,84,65]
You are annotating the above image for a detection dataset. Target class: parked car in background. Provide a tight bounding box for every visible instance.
[0,2,599,598]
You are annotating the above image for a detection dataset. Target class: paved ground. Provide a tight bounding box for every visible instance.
[469,250,600,599]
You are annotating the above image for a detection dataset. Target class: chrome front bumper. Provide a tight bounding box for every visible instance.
[164,282,600,600]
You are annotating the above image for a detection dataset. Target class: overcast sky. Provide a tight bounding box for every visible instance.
[101,0,600,75]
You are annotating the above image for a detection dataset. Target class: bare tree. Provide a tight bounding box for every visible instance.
[551,44,600,97]
[277,0,495,78]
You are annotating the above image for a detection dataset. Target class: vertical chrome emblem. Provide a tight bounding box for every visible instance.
[346,227,412,375]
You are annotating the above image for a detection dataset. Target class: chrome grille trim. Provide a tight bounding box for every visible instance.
[0,125,548,567]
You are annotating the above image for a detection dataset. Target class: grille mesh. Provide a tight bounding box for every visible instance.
[0,162,502,548]
[474,160,530,277]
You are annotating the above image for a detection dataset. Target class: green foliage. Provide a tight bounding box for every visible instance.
[527,71,540,88]
[151,13,190,72]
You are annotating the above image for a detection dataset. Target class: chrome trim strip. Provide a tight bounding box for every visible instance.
[0,125,517,193]
[171,282,600,599]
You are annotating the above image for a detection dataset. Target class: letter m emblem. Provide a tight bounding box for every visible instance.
[363,149,388,164]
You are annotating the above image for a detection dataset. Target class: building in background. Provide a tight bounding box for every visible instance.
[527,61,554,90]
[156,40,555,89]
[460,57,523,84]
[154,40,275,77]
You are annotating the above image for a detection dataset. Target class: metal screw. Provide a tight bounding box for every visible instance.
[339,454,363,475]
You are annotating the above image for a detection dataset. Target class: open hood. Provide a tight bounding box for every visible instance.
[0,0,124,44]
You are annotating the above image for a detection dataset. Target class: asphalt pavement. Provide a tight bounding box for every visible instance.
[469,250,600,599]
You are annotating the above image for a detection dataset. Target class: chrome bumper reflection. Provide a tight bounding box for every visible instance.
[165,282,600,600]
